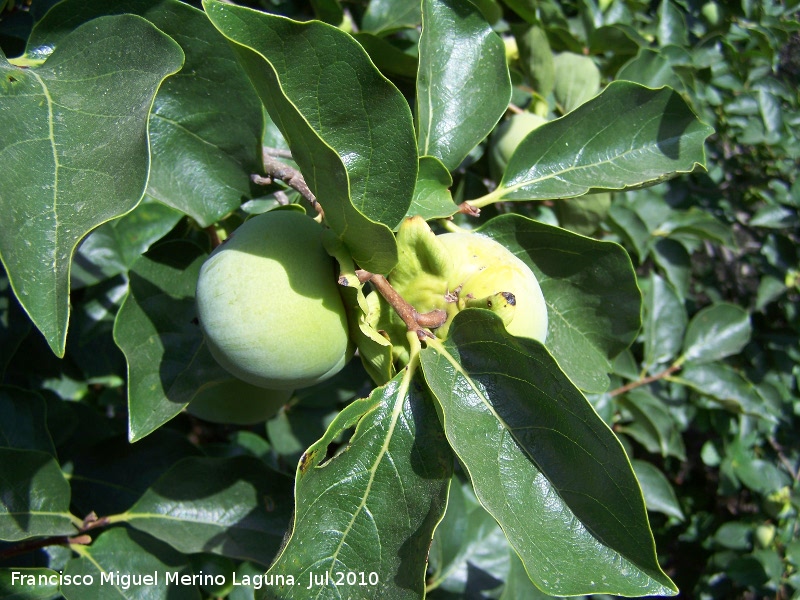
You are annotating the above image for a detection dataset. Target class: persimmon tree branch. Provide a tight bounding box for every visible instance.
[356,270,447,340]
[252,148,324,218]
[0,513,109,560]
[609,364,682,398]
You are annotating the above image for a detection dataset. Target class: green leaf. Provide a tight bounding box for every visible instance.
[515,24,555,97]
[406,156,458,221]
[643,274,687,370]
[0,568,61,600]
[0,15,184,356]
[70,197,182,289]
[472,81,713,207]
[113,241,207,441]
[125,456,293,565]
[552,52,601,113]
[617,389,686,461]
[617,48,684,90]
[353,32,419,79]
[204,0,415,273]
[262,369,453,599]
[652,238,690,300]
[25,0,264,228]
[0,386,55,456]
[69,430,200,516]
[672,363,774,418]
[311,0,344,24]
[362,0,421,34]
[553,192,611,236]
[0,268,31,378]
[631,460,685,521]
[653,207,733,245]
[421,310,676,597]
[0,448,76,541]
[417,0,511,171]
[61,527,199,600]
[428,479,512,596]
[478,214,641,393]
[657,0,688,47]
[680,303,752,365]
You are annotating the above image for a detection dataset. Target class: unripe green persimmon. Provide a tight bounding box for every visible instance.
[186,379,292,425]
[196,210,350,390]
[438,232,548,343]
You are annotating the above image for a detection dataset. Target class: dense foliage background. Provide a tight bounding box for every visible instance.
[1,0,798,598]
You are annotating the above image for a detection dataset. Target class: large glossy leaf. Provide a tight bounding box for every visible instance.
[643,274,687,370]
[631,460,685,521]
[0,448,76,541]
[420,310,676,597]
[0,15,183,356]
[478,214,641,393]
[672,363,774,418]
[24,0,264,227]
[62,527,198,600]
[417,0,511,171]
[469,81,713,208]
[204,0,416,273]
[262,368,453,599]
[679,303,752,365]
[125,456,293,565]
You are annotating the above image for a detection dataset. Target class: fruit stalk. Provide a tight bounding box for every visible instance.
[356,269,447,340]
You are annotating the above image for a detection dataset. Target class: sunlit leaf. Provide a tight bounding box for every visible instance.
[0,15,183,356]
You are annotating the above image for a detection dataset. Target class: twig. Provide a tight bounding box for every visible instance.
[0,513,109,560]
[263,146,294,160]
[457,201,481,217]
[356,270,447,340]
[609,364,682,398]
[768,436,800,482]
[253,149,324,218]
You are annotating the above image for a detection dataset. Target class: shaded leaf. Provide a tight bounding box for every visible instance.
[680,303,752,365]
[71,197,182,289]
[552,52,601,113]
[0,448,76,541]
[354,32,419,79]
[126,456,293,566]
[25,0,264,228]
[362,0,421,34]
[515,24,555,97]
[479,214,641,393]
[0,268,31,378]
[0,386,55,456]
[428,479,512,597]
[643,274,687,370]
[417,0,511,171]
[0,15,184,356]
[62,528,198,600]
[406,156,458,222]
[112,241,207,441]
[0,568,60,600]
[618,389,686,461]
[421,310,676,597]
[472,81,713,207]
[631,460,685,521]
[673,363,774,419]
[262,369,453,599]
[204,0,414,273]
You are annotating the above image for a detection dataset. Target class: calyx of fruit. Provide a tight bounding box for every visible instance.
[195,210,351,390]
[369,218,548,361]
